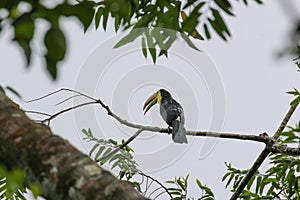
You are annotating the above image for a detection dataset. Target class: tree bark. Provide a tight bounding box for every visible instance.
[0,87,147,200]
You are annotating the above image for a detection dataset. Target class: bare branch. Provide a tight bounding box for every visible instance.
[26,89,291,146]
[24,88,97,103]
[41,101,97,123]
[55,94,82,106]
[25,110,52,117]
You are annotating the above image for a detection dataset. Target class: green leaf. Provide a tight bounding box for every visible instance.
[29,183,42,198]
[44,26,66,79]
[286,169,295,181]
[255,176,262,194]
[89,143,100,157]
[108,139,118,145]
[225,174,234,188]
[13,13,35,65]
[73,1,95,32]
[203,23,211,39]
[6,169,24,194]
[141,37,147,58]
[145,30,156,63]
[134,13,154,28]
[114,29,144,48]
[196,178,203,188]
[246,175,255,190]
[13,13,35,41]
[180,33,200,51]
[109,153,124,164]
[213,0,234,16]
[111,158,121,169]
[82,128,93,137]
[211,8,231,36]
[291,96,300,106]
[95,7,104,30]
[222,172,230,182]
[242,0,248,6]
[166,180,175,184]
[170,197,182,200]
[181,2,205,35]
[102,9,109,31]
[176,179,185,190]
[114,15,121,32]
[287,88,299,95]
[5,86,22,99]
[255,0,263,4]
[95,146,106,160]
[100,148,113,164]
[208,18,227,41]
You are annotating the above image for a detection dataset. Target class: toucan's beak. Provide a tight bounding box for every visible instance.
[143,92,157,115]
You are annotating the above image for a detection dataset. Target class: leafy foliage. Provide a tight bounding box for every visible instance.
[0,166,41,200]
[82,128,138,180]
[279,121,300,145]
[166,174,215,200]
[0,0,95,79]
[166,175,189,199]
[287,88,300,106]
[196,179,215,200]
[0,0,263,78]
[83,128,216,199]
[222,122,300,199]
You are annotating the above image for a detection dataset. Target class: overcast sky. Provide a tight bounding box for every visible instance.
[1,0,300,199]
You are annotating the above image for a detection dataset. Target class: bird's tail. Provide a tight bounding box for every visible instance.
[172,120,188,144]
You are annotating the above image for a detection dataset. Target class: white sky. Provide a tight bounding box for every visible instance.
[1,0,300,199]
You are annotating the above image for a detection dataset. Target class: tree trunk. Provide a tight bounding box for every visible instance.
[0,87,147,200]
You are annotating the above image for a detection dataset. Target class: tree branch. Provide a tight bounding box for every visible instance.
[0,87,147,200]
[230,103,299,200]
[27,89,296,149]
[267,143,300,155]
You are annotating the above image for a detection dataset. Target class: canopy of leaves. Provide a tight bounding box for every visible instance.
[222,122,300,199]
[0,0,262,79]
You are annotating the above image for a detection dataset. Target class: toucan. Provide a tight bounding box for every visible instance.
[143,89,188,144]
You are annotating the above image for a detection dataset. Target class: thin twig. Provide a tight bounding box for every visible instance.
[96,128,144,162]
[24,89,65,103]
[25,110,52,117]
[41,101,98,123]
[148,186,164,199]
[24,88,97,103]
[55,94,82,106]
[230,103,299,200]
[138,171,173,199]
[153,191,167,200]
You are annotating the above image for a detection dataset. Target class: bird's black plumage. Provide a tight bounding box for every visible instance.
[159,89,187,144]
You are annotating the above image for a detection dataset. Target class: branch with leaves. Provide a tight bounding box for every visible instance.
[22,83,300,199]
